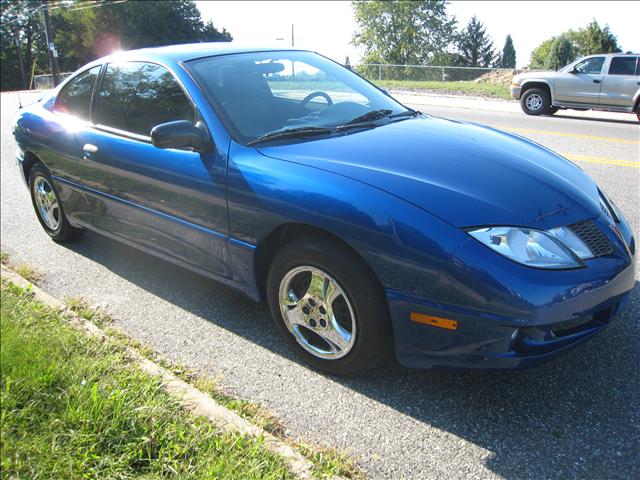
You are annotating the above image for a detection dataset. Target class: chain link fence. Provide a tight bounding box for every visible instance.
[33,64,521,90]
[356,64,520,83]
[32,73,72,90]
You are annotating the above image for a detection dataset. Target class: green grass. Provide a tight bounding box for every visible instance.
[373,79,512,100]
[69,298,362,479]
[0,281,294,479]
[14,264,42,283]
[265,78,511,100]
[65,296,113,328]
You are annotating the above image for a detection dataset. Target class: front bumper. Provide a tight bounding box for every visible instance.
[510,85,522,100]
[387,214,636,370]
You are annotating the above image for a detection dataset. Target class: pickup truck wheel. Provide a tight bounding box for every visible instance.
[521,88,552,115]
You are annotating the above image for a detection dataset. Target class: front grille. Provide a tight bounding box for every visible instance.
[569,220,613,257]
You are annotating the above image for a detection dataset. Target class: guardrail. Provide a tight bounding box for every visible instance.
[356,63,521,82]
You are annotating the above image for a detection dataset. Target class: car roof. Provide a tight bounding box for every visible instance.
[111,42,310,63]
[583,53,639,57]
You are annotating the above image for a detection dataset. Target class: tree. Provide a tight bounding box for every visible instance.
[455,15,496,67]
[1,1,49,90]
[529,20,622,69]
[352,0,456,66]
[544,34,575,71]
[529,37,555,69]
[567,20,621,57]
[1,0,232,91]
[498,34,516,68]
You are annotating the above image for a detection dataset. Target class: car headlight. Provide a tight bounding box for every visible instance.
[511,78,521,87]
[468,226,593,269]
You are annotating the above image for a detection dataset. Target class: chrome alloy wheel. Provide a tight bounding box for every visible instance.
[33,176,61,231]
[278,266,356,359]
[525,93,543,111]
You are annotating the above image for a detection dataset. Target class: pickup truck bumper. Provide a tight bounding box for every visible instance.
[510,85,522,100]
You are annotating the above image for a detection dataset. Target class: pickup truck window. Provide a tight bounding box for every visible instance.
[608,57,638,76]
[574,57,605,74]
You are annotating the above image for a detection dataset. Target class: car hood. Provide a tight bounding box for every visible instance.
[514,71,562,83]
[257,116,601,229]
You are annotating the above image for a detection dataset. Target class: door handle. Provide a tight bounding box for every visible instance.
[83,144,98,154]
[593,79,601,84]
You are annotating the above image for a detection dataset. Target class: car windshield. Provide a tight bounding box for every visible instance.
[187,50,409,144]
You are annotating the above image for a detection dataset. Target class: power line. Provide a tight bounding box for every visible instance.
[1,0,127,25]
[49,0,127,13]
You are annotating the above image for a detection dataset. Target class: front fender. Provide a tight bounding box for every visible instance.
[227,141,470,301]
[520,78,555,102]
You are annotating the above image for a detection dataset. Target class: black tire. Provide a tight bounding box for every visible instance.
[520,87,553,115]
[28,163,84,242]
[266,237,392,375]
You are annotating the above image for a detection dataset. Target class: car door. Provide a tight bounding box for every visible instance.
[554,56,605,104]
[77,61,231,278]
[599,56,639,108]
[43,65,103,227]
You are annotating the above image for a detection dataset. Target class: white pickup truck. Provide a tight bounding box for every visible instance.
[511,54,640,120]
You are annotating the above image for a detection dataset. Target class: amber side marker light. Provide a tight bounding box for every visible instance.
[410,312,458,331]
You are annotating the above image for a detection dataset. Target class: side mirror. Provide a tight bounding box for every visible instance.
[569,68,577,74]
[151,120,211,152]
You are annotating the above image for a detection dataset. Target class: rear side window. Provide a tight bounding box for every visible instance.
[55,66,101,120]
[96,62,194,136]
[608,56,638,76]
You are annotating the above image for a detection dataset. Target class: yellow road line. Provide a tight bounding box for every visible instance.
[562,153,639,168]
[497,125,639,145]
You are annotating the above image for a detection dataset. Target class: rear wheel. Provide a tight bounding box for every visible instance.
[266,237,392,375]
[29,164,84,242]
[521,88,553,115]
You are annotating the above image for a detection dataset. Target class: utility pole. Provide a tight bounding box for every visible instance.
[14,36,27,90]
[42,0,61,87]
[291,24,295,80]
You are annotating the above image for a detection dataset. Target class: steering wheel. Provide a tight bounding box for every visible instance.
[300,91,333,107]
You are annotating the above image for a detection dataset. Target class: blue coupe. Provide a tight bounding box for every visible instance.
[13,44,636,375]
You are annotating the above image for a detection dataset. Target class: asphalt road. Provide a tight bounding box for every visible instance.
[1,91,639,479]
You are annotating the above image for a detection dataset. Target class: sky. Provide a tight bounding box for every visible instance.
[196,1,639,68]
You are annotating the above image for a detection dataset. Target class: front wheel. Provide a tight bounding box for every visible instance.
[267,237,392,375]
[29,164,84,242]
[520,88,553,115]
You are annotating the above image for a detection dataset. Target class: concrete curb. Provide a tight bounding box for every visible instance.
[0,266,321,480]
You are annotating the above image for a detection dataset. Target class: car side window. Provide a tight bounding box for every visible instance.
[54,66,101,121]
[575,57,605,74]
[608,57,638,76]
[96,62,194,137]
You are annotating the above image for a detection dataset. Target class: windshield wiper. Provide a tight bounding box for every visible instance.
[340,109,393,127]
[389,108,421,118]
[247,126,334,146]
